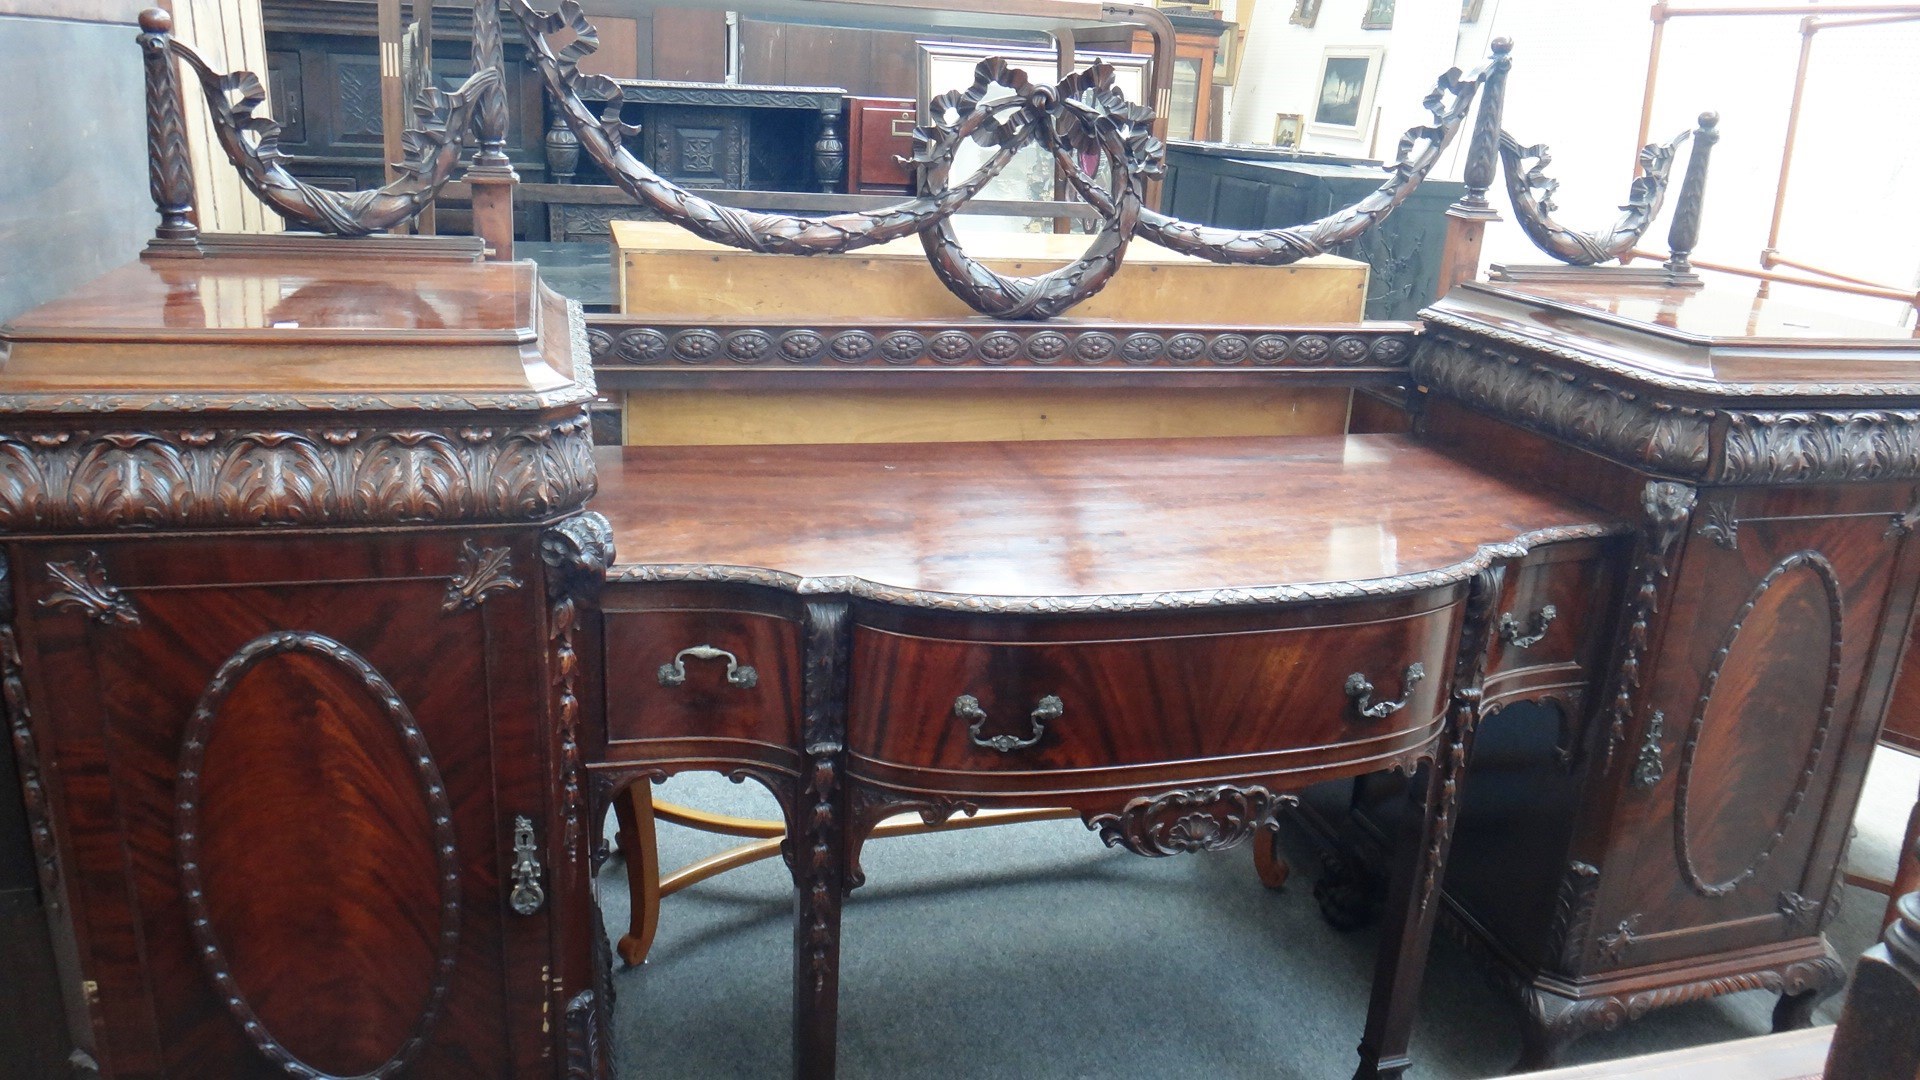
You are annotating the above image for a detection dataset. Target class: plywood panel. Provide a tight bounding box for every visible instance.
[623,387,1353,446]
[614,221,1370,323]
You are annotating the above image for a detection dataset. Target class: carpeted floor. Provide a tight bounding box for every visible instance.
[598,757,1900,1080]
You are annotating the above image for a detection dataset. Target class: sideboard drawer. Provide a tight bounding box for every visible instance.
[848,604,1459,784]
[603,608,802,748]
[1484,539,1623,700]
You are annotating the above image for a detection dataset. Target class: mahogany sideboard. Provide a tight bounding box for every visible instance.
[4,237,1920,1079]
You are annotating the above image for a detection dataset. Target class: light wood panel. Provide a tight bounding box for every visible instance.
[623,386,1353,445]
[173,0,281,235]
[614,220,1370,323]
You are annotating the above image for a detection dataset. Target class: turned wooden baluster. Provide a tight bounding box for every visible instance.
[1664,111,1719,280]
[138,8,199,252]
[1437,37,1511,293]
[467,0,517,260]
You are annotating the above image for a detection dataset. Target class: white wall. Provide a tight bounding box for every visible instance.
[1232,0,1920,326]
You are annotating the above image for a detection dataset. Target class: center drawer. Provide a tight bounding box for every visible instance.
[848,602,1461,781]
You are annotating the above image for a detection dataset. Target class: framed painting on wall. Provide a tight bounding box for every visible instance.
[1272,113,1303,149]
[1309,47,1383,138]
[1361,0,1395,30]
[1289,0,1322,28]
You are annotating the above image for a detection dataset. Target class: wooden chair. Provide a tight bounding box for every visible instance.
[610,782,1076,965]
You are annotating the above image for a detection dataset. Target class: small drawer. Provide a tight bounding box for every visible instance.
[847,604,1459,783]
[1484,540,1623,694]
[602,608,802,748]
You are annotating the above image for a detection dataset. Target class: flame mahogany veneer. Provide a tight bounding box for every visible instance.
[4,246,1920,1079]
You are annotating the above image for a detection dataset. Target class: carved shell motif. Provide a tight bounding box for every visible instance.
[1086,786,1294,857]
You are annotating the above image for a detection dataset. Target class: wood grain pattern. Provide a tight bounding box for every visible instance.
[593,435,1614,604]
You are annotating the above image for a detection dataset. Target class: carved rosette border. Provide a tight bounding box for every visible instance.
[0,555,61,911]
[0,414,595,532]
[1674,550,1843,899]
[1085,785,1294,857]
[585,321,1420,371]
[1412,333,1713,478]
[542,513,615,863]
[176,631,460,1079]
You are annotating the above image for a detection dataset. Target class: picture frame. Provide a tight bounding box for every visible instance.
[1461,0,1487,22]
[1289,0,1322,29]
[1309,47,1384,139]
[1272,113,1304,150]
[1361,0,1395,30]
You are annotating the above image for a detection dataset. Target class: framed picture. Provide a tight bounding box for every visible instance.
[1272,113,1304,149]
[1310,47,1383,138]
[1361,0,1395,30]
[916,41,1149,231]
[1461,0,1487,22]
[1289,0,1322,28]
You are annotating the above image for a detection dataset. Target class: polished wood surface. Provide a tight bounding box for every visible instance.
[594,435,1612,599]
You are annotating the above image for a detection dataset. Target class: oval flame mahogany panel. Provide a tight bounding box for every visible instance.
[1674,551,1843,898]
[175,632,460,1079]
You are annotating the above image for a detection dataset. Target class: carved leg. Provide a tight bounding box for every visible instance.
[1313,845,1383,930]
[1354,568,1501,1080]
[792,600,851,1080]
[1352,758,1453,1080]
[1513,987,1615,1073]
[614,781,661,966]
[1253,822,1291,890]
[1771,988,1819,1032]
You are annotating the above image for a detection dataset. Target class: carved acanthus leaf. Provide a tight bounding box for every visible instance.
[41,553,140,626]
[444,541,522,611]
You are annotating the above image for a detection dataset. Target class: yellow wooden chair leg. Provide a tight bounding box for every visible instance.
[613,781,662,965]
[1253,821,1291,890]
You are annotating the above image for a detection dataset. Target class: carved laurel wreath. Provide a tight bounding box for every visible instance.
[507,0,1500,321]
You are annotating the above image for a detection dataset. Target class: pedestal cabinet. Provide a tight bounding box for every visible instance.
[0,245,610,1078]
[1357,279,1920,1067]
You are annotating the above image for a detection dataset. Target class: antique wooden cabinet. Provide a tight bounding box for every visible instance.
[1375,279,1920,1067]
[0,242,608,1077]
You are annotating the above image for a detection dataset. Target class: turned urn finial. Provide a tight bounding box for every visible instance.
[138,7,171,33]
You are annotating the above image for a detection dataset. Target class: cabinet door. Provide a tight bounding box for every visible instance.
[1582,485,1917,972]
[15,532,554,1078]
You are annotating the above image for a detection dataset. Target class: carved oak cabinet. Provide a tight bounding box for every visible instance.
[0,246,610,1078]
[1398,280,1920,1067]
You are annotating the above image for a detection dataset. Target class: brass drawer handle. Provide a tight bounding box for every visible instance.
[508,815,546,916]
[657,644,758,689]
[1345,663,1426,720]
[1498,604,1558,649]
[956,693,1061,752]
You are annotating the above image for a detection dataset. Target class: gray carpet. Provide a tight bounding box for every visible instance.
[598,771,1885,1080]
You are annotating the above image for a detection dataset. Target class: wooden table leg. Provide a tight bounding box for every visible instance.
[1354,569,1498,1080]
[792,600,850,1080]
[1253,821,1292,890]
[614,780,662,966]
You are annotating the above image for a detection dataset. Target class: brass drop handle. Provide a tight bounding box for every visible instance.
[956,693,1061,753]
[658,644,758,689]
[1498,604,1558,649]
[1345,663,1426,721]
[508,815,546,916]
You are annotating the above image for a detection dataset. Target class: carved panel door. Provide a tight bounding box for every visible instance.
[1580,483,1920,974]
[12,531,557,1078]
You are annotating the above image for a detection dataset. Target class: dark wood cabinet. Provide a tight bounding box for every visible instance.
[845,96,916,194]
[1161,144,1464,319]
